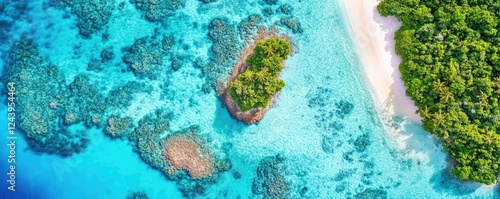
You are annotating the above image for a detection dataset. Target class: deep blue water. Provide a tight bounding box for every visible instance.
[0,0,499,198]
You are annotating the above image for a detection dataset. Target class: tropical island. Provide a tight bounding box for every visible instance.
[223,28,292,124]
[378,0,500,184]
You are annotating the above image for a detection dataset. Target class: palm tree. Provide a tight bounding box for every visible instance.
[418,106,431,119]
[255,71,266,82]
[433,79,446,93]
[261,43,275,57]
[494,77,500,88]
[483,134,494,145]
[256,68,269,82]
[432,110,446,128]
[232,81,244,95]
[477,91,489,104]
[240,71,254,82]
[440,88,454,102]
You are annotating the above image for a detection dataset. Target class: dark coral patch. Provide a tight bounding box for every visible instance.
[50,0,115,37]
[4,40,89,157]
[123,36,173,79]
[252,155,289,199]
[130,0,186,22]
[354,188,387,199]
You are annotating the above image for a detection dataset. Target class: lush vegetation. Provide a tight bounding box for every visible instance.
[378,1,500,184]
[229,38,291,112]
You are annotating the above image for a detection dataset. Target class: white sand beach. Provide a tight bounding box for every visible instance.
[342,0,422,124]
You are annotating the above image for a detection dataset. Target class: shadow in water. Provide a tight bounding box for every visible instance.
[495,185,500,198]
[429,169,482,196]
[212,95,246,137]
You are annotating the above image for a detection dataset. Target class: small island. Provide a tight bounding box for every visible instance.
[222,29,293,124]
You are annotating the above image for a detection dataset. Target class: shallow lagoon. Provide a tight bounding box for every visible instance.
[0,0,499,198]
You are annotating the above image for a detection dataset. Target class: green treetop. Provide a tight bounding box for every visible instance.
[229,38,291,112]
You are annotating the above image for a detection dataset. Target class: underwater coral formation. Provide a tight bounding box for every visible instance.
[123,36,173,79]
[126,191,149,199]
[67,75,108,127]
[49,0,115,37]
[129,109,171,169]
[3,40,157,156]
[252,154,289,199]
[130,0,186,22]
[162,132,215,178]
[201,18,241,91]
[198,0,217,3]
[3,40,89,157]
[104,115,134,138]
[238,15,263,42]
[128,111,231,197]
[280,17,303,34]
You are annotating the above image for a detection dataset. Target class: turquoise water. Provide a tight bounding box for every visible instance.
[0,0,499,198]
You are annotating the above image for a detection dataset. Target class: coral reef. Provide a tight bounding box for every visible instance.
[238,15,263,42]
[263,0,278,5]
[126,191,149,199]
[335,100,354,119]
[3,40,158,156]
[262,7,274,17]
[198,0,217,3]
[130,0,186,22]
[106,81,150,108]
[3,40,89,157]
[161,131,215,178]
[104,115,134,138]
[203,18,241,89]
[277,4,293,15]
[321,135,336,154]
[128,113,231,197]
[86,57,104,72]
[170,55,185,71]
[353,133,371,153]
[280,17,303,34]
[252,154,289,199]
[50,0,115,37]
[354,188,387,199]
[129,109,171,169]
[307,87,354,137]
[100,46,114,62]
[67,75,108,127]
[123,36,172,79]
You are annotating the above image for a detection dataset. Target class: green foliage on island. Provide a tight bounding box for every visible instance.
[229,38,291,112]
[378,1,500,184]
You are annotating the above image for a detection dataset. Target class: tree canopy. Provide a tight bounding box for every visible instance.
[229,38,291,112]
[378,0,500,184]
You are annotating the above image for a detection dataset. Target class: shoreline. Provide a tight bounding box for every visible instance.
[221,27,294,124]
[342,0,422,124]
